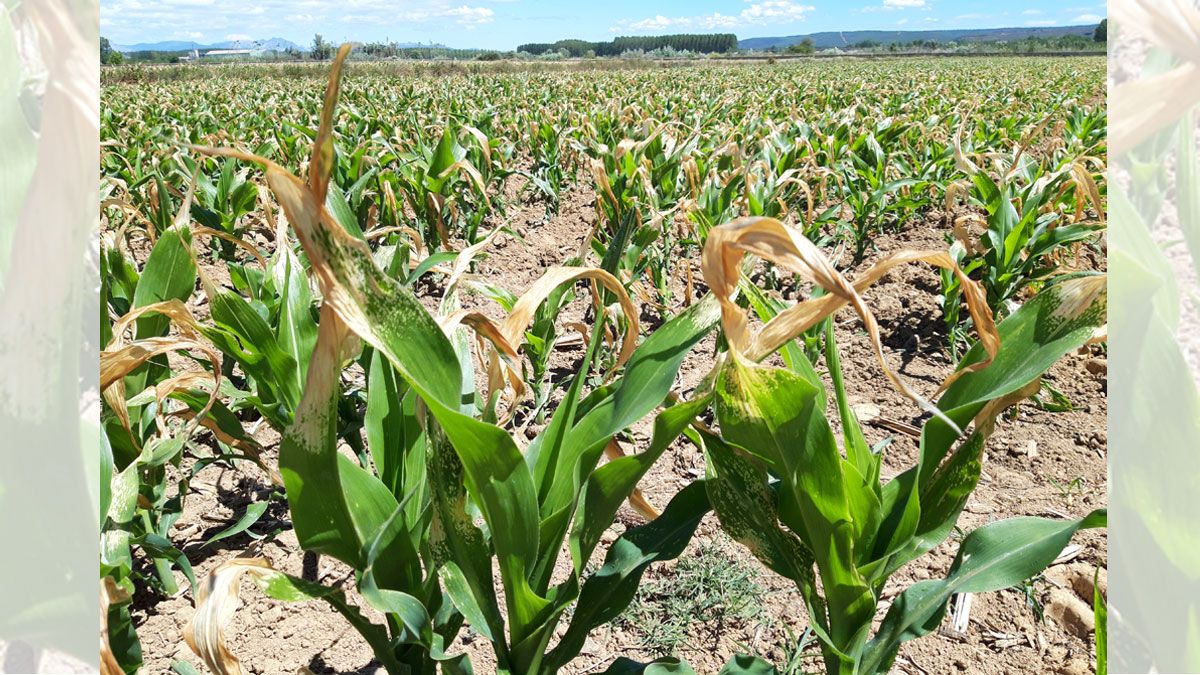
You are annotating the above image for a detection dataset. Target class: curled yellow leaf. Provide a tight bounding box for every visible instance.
[701,217,999,420]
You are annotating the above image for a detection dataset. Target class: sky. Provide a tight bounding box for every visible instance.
[99,0,1108,50]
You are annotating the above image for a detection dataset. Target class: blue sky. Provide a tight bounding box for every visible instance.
[100,0,1108,49]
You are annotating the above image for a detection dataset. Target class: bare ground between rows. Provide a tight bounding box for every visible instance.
[131,178,1107,675]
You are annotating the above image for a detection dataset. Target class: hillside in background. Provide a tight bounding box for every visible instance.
[738,24,1096,50]
[113,37,306,53]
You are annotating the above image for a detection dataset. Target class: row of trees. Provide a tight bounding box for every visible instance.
[518,33,738,57]
[99,37,124,65]
[771,32,1105,55]
[359,41,485,60]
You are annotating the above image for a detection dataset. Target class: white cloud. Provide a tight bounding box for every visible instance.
[860,0,929,14]
[895,17,909,25]
[1021,8,1043,15]
[444,5,495,25]
[615,0,814,32]
[340,3,494,27]
[224,33,252,40]
[629,15,677,30]
[1073,13,1103,22]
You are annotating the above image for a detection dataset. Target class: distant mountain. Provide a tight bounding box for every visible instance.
[738,25,1097,50]
[211,37,307,52]
[112,40,207,53]
[113,37,306,53]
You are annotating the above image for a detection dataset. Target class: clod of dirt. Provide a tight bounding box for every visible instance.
[1071,567,1108,602]
[1083,358,1108,377]
[1045,588,1095,640]
[1046,563,1107,606]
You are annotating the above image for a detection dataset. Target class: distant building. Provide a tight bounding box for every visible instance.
[202,48,260,59]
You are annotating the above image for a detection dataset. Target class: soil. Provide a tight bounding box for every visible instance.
[127,174,1107,675]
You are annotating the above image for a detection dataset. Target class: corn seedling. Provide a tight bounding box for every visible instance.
[694,217,1107,674]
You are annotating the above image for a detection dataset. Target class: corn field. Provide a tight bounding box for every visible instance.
[99,51,1108,675]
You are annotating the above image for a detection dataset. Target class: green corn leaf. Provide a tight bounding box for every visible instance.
[170,660,200,675]
[131,229,197,341]
[531,316,606,587]
[406,250,458,285]
[426,426,507,650]
[921,275,1107,485]
[133,533,197,595]
[1179,110,1200,268]
[106,597,142,675]
[549,294,720,483]
[861,510,1107,674]
[864,467,920,576]
[824,322,875,487]
[357,495,434,643]
[529,294,720,590]
[599,657,698,675]
[246,564,403,673]
[365,350,426,515]
[326,181,365,239]
[719,654,779,674]
[715,355,874,652]
[439,561,496,644]
[100,430,115,531]
[203,501,269,546]
[546,482,711,670]
[570,396,711,573]
[272,236,317,397]
[169,389,260,452]
[205,290,302,414]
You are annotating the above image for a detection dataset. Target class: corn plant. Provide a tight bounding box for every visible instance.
[837,129,929,262]
[521,119,569,216]
[936,119,1105,357]
[188,157,260,244]
[186,47,723,675]
[694,217,1106,674]
[390,124,492,248]
[100,207,203,591]
[100,181,290,673]
[955,155,1103,312]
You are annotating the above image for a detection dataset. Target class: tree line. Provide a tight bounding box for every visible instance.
[518,34,738,57]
